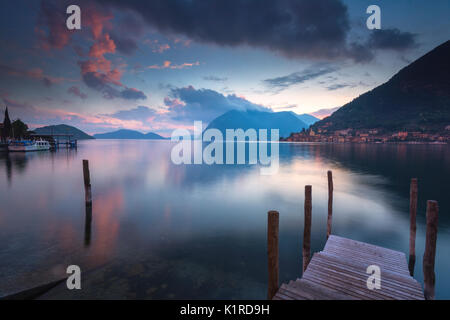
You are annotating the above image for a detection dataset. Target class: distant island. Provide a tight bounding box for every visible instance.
[93,129,167,140]
[205,110,318,139]
[33,124,94,140]
[283,40,450,144]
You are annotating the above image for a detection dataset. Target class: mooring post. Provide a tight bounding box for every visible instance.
[326,171,333,239]
[82,159,92,207]
[84,205,92,247]
[408,178,418,276]
[303,185,312,273]
[267,210,279,300]
[423,200,438,300]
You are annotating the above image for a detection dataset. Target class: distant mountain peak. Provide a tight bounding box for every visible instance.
[312,40,450,132]
[93,129,166,140]
[205,109,311,139]
[33,124,94,140]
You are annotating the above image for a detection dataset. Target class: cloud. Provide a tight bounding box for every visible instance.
[36,0,73,50]
[147,61,200,70]
[102,106,156,121]
[203,76,227,82]
[144,39,171,53]
[110,33,138,55]
[2,94,154,134]
[0,64,67,86]
[368,28,418,51]
[326,83,353,91]
[164,85,271,123]
[263,65,338,92]
[67,86,87,99]
[95,0,360,61]
[310,107,340,119]
[81,72,147,100]
[120,88,147,100]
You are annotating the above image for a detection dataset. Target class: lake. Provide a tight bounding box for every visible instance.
[0,140,449,299]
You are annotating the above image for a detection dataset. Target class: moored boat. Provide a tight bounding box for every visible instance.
[8,139,51,152]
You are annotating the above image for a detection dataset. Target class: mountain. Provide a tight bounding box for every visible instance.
[295,113,319,126]
[33,124,94,140]
[205,110,309,139]
[93,129,166,140]
[312,40,450,132]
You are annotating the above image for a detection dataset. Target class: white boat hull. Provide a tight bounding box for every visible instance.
[8,143,51,152]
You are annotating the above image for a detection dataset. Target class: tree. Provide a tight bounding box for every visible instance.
[2,107,12,139]
[12,119,28,139]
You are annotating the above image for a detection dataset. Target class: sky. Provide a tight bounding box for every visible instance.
[0,0,449,136]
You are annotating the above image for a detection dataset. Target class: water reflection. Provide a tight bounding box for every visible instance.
[0,141,448,299]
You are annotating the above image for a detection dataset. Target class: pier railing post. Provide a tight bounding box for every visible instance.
[82,159,92,207]
[326,171,333,239]
[303,185,312,273]
[408,178,418,276]
[423,200,438,300]
[267,210,279,300]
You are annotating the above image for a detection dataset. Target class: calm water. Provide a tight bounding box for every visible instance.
[0,140,449,299]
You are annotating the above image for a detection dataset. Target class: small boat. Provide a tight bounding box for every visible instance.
[8,139,51,152]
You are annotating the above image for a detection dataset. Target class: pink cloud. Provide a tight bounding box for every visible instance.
[144,39,171,53]
[83,5,114,40]
[0,64,71,86]
[147,60,200,70]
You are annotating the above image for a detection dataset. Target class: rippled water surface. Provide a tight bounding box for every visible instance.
[0,140,449,299]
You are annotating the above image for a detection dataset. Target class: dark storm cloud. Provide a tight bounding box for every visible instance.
[82,72,147,100]
[368,28,418,51]
[164,86,271,122]
[120,88,147,100]
[110,33,138,55]
[263,65,339,92]
[96,0,360,61]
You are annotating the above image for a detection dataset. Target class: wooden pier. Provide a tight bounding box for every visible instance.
[268,174,439,300]
[273,235,424,300]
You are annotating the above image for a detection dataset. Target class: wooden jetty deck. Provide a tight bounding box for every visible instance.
[273,235,424,300]
[267,172,439,301]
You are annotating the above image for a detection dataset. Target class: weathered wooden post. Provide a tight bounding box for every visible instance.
[326,171,333,239]
[82,159,92,207]
[423,200,438,300]
[408,178,418,276]
[303,185,312,273]
[267,210,279,300]
[84,205,92,247]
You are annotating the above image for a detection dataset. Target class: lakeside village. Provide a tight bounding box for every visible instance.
[281,125,450,144]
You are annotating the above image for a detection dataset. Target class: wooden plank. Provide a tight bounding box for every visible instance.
[304,265,405,300]
[291,279,356,300]
[322,248,410,276]
[272,235,425,300]
[327,235,405,258]
[310,255,424,299]
[306,258,423,300]
[323,248,409,272]
[315,252,423,292]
